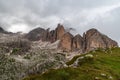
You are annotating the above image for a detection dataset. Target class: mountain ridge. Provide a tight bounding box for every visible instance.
[26,24,118,52]
[0,24,119,80]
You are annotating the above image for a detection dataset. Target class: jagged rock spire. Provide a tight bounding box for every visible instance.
[26,24,118,52]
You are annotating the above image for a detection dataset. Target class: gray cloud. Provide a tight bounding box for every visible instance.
[0,0,120,45]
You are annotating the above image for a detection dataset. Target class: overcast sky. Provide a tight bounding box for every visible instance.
[0,0,120,45]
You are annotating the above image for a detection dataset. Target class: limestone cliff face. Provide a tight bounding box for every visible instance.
[44,24,65,43]
[26,24,118,52]
[102,35,118,48]
[26,24,65,42]
[72,34,84,52]
[59,32,73,52]
[55,24,65,40]
[49,30,56,42]
[84,28,118,52]
[44,28,51,41]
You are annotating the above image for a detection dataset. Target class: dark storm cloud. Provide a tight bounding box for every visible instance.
[0,0,120,45]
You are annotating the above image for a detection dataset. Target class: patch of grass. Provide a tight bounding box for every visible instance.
[11,48,21,54]
[23,47,120,80]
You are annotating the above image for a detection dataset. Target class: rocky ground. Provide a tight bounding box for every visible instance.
[0,24,118,80]
[0,32,67,80]
[0,45,66,80]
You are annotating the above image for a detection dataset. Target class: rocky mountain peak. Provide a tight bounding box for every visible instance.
[26,24,118,52]
[26,27,46,41]
[55,24,65,40]
[74,34,83,40]
[0,27,11,34]
[86,28,98,33]
[85,28,100,39]
[84,28,118,51]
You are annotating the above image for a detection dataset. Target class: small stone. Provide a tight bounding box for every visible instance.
[79,56,84,59]
[95,77,100,80]
[100,73,106,77]
[109,76,113,79]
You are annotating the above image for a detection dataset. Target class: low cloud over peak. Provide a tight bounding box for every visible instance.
[0,0,120,45]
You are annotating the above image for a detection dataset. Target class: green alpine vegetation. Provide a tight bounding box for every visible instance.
[23,47,120,80]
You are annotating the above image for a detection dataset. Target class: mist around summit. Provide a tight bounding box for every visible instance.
[0,0,120,45]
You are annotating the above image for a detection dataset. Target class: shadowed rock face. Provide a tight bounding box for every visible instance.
[0,27,4,32]
[45,24,65,42]
[26,27,46,41]
[49,30,56,42]
[0,27,12,34]
[73,34,84,52]
[43,28,51,41]
[102,35,118,48]
[84,28,118,51]
[26,24,65,42]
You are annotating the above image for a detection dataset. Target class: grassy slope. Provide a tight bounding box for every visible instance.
[23,48,120,80]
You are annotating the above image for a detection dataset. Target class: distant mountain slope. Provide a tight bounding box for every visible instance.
[25,27,46,41]
[0,27,4,32]
[0,27,12,34]
[23,47,120,80]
